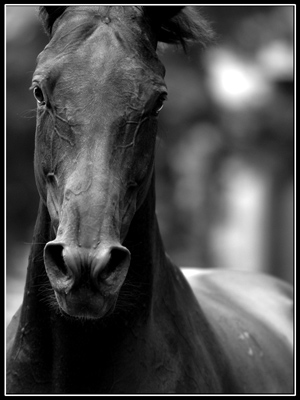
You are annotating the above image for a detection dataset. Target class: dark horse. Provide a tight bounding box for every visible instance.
[6,6,293,394]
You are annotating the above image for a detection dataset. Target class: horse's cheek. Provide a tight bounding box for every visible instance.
[34,149,47,202]
[35,116,51,165]
[33,118,53,199]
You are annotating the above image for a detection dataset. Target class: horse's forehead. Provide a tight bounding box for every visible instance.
[37,7,161,76]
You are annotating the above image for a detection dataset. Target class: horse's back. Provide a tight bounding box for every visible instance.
[182,267,293,393]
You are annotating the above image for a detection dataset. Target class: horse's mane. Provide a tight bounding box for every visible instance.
[39,6,213,49]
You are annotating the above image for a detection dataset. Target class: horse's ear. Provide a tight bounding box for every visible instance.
[143,6,214,50]
[39,6,68,36]
[145,6,185,22]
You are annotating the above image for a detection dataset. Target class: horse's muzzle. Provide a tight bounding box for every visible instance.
[44,241,131,318]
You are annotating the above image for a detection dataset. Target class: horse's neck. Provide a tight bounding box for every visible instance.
[7,200,55,384]
[123,174,169,313]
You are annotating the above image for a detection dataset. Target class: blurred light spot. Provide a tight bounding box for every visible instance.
[257,40,293,81]
[211,158,269,272]
[206,49,270,110]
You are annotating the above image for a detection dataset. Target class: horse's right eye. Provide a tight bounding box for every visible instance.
[33,86,46,105]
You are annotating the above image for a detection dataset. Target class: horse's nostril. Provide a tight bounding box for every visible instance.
[108,247,130,273]
[93,246,130,286]
[44,243,68,276]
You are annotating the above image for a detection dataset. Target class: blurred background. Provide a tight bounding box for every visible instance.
[6,6,294,326]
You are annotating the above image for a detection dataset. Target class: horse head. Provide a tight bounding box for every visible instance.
[32,6,211,319]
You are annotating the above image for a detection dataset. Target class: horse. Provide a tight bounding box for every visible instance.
[6,6,293,394]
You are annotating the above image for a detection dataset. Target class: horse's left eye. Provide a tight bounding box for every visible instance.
[152,95,167,116]
[33,86,45,105]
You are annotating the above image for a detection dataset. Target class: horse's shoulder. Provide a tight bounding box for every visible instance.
[181,268,293,392]
[182,267,293,346]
